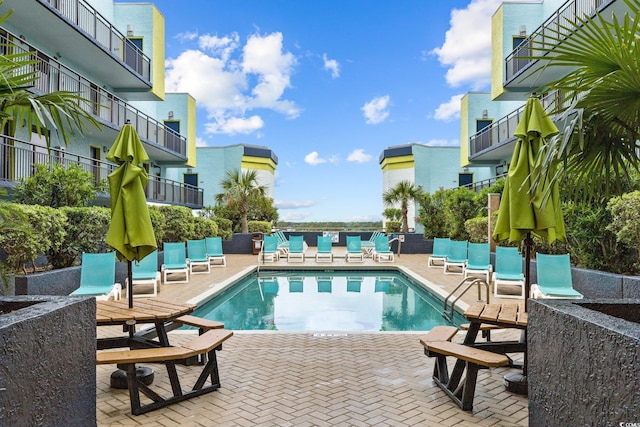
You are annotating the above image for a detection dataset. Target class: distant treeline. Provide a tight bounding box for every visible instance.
[275,221,383,232]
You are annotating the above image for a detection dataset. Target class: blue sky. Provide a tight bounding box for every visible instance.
[125,0,514,222]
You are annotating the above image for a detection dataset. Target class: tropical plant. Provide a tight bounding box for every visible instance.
[382,180,423,233]
[14,163,97,207]
[529,0,640,202]
[417,189,448,238]
[0,2,102,147]
[382,208,401,221]
[607,191,640,269]
[214,169,267,234]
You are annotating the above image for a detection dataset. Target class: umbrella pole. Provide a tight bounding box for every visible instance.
[128,260,133,309]
[503,232,532,395]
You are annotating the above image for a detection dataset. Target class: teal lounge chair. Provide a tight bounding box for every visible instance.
[428,237,450,267]
[361,231,381,257]
[262,235,280,262]
[205,237,226,267]
[288,277,304,293]
[317,277,332,293]
[346,235,364,262]
[71,252,121,300]
[260,277,279,296]
[130,250,160,298]
[346,276,362,292]
[532,253,583,299]
[162,242,189,284]
[187,239,210,274]
[373,235,394,262]
[463,243,492,283]
[287,235,306,262]
[492,246,525,299]
[315,235,333,263]
[375,277,392,293]
[444,240,468,275]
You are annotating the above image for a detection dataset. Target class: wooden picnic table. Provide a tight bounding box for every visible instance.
[96,298,196,349]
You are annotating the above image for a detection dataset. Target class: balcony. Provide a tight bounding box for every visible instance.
[469,92,563,162]
[504,0,617,89]
[0,0,152,95]
[1,30,187,161]
[0,136,203,209]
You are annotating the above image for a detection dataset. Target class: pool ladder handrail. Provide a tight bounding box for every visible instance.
[442,277,490,322]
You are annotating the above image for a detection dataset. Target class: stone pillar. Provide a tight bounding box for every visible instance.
[488,193,500,252]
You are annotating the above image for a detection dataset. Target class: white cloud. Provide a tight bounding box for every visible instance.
[176,31,198,42]
[426,138,460,147]
[323,53,340,78]
[431,0,528,89]
[434,94,464,121]
[362,95,391,124]
[275,200,317,209]
[196,136,209,147]
[347,149,372,163]
[280,211,312,221]
[304,151,339,165]
[165,31,299,137]
[204,115,264,135]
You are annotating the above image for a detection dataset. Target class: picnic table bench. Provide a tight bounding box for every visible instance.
[97,329,233,415]
[420,325,510,411]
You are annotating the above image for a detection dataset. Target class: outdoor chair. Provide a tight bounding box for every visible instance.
[288,277,304,293]
[444,240,468,275]
[373,235,394,262]
[492,246,525,299]
[162,242,189,284]
[361,231,381,257]
[205,237,226,267]
[287,235,306,262]
[317,277,332,293]
[315,235,333,263]
[428,237,450,267]
[129,250,160,298]
[71,252,121,300]
[375,277,393,293]
[187,239,211,274]
[531,253,583,299]
[260,277,279,296]
[261,235,280,262]
[346,276,362,292]
[346,235,364,262]
[463,243,492,283]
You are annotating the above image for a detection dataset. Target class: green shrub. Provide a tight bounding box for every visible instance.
[444,187,477,240]
[0,204,66,273]
[607,191,640,270]
[417,189,447,238]
[213,217,233,240]
[158,205,195,244]
[14,163,97,207]
[248,221,271,234]
[46,206,111,268]
[385,221,401,234]
[148,207,166,248]
[192,217,219,240]
[465,217,488,243]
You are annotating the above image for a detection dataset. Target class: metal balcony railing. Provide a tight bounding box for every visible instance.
[0,30,187,157]
[505,0,612,82]
[461,173,507,193]
[0,136,203,208]
[469,91,565,157]
[40,0,151,80]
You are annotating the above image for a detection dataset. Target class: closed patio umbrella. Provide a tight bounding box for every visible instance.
[105,121,157,308]
[492,95,565,394]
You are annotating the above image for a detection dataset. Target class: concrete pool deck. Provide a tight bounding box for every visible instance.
[97,252,528,426]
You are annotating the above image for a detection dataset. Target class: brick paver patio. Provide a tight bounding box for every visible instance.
[96,252,529,426]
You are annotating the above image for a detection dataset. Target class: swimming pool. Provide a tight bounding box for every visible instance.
[189,270,465,331]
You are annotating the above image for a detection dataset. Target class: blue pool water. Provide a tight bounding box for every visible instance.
[190,270,465,331]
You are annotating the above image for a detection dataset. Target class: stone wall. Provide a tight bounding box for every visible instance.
[0,295,96,426]
[528,299,640,426]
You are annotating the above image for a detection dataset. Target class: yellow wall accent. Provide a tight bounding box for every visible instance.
[491,6,505,100]
[242,155,276,173]
[151,6,165,100]
[186,95,196,167]
[380,155,414,172]
[460,95,470,167]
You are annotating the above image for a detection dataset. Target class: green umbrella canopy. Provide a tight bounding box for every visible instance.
[493,97,566,244]
[105,124,157,263]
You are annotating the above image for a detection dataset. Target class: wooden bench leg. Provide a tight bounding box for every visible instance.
[431,358,485,412]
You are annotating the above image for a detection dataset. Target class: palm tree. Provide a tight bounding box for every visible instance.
[382,180,423,233]
[529,0,640,202]
[0,3,101,147]
[215,169,266,234]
